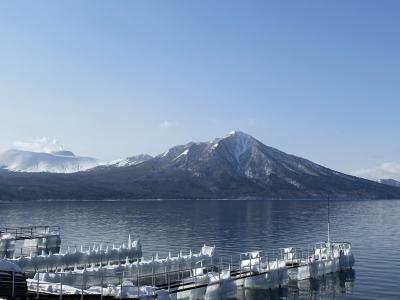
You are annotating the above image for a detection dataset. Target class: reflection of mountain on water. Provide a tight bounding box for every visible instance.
[242,270,355,300]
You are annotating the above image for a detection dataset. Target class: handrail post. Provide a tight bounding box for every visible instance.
[100,272,104,300]
[167,272,170,292]
[194,264,197,288]
[239,254,242,277]
[12,271,15,298]
[60,272,63,300]
[250,255,252,273]
[152,255,155,286]
[36,271,40,299]
[218,258,221,281]
[119,275,122,300]
[81,273,84,300]
[137,264,140,299]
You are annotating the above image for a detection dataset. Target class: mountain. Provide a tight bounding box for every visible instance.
[0,149,100,173]
[351,162,400,182]
[106,154,153,167]
[0,131,399,200]
[378,179,400,188]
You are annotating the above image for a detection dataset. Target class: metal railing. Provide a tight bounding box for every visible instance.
[0,270,27,298]
[0,226,60,240]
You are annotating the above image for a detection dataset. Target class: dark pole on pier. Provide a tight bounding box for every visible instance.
[327,196,331,243]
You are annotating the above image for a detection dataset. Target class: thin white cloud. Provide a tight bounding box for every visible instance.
[351,162,400,181]
[13,137,64,153]
[160,120,179,129]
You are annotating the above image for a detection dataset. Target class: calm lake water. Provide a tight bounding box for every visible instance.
[0,199,399,299]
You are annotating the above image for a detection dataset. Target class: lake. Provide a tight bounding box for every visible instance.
[0,199,399,299]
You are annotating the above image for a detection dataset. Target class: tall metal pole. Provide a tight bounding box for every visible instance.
[327,196,331,243]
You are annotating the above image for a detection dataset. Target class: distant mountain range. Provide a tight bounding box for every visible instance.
[0,149,100,173]
[378,178,400,188]
[0,131,399,200]
[0,149,154,173]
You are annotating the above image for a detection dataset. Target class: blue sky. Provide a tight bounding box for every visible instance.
[0,1,399,177]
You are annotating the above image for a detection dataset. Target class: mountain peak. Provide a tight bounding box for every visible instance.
[219,131,258,161]
[226,130,253,139]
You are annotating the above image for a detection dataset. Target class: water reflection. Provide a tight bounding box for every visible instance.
[242,270,355,300]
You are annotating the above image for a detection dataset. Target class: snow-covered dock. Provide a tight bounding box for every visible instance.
[25,241,354,299]
[1,228,142,272]
[11,236,142,272]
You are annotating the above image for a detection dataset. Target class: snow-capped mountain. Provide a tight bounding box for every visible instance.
[351,162,400,182]
[0,131,399,200]
[378,178,400,188]
[154,131,333,183]
[83,131,400,199]
[107,154,152,167]
[0,149,100,173]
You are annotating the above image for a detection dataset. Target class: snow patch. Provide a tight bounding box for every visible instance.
[286,178,301,188]
[229,133,254,162]
[297,164,319,176]
[108,155,152,167]
[244,169,254,178]
[174,149,189,160]
[161,149,170,158]
[264,165,273,176]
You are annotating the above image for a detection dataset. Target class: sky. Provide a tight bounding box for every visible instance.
[0,1,399,179]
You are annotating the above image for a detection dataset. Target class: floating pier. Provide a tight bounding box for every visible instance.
[2,207,355,300]
[22,241,354,299]
[1,227,143,272]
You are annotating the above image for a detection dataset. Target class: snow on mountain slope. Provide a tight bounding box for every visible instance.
[0,149,100,173]
[1,131,400,200]
[153,131,332,184]
[378,178,400,187]
[107,154,152,167]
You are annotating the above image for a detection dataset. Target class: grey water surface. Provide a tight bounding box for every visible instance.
[1,199,399,300]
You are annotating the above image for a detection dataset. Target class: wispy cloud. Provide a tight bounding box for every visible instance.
[13,137,64,153]
[351,162,400,181]
[160,120,179,129]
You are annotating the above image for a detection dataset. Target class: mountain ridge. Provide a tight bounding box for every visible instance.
[0,149,100,173]
[0,131,399,200]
